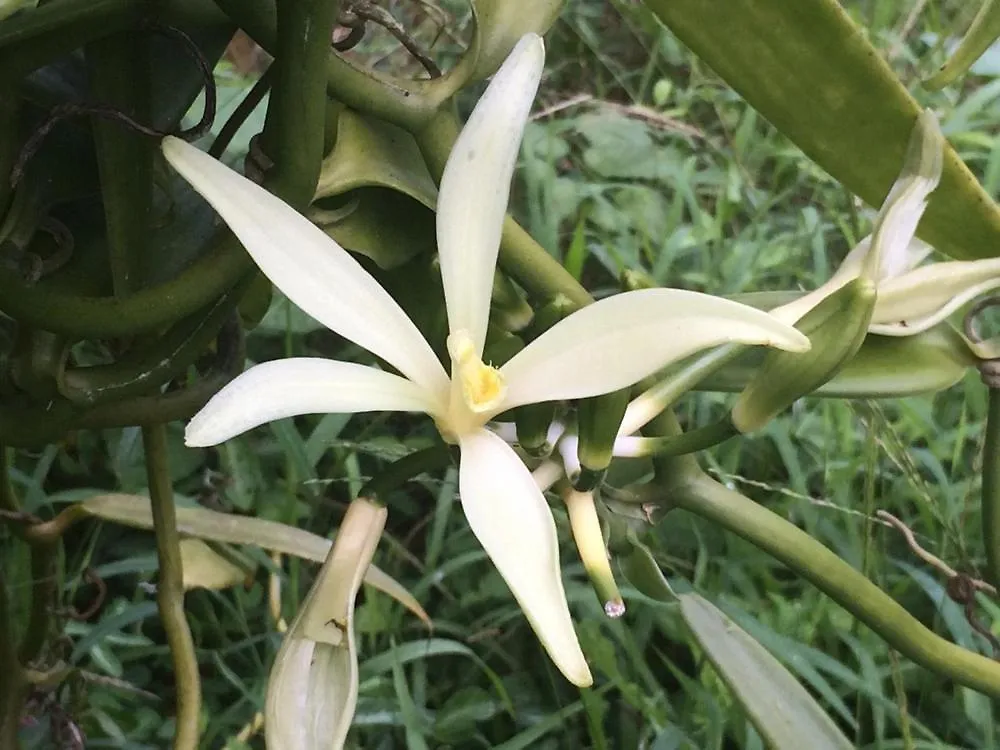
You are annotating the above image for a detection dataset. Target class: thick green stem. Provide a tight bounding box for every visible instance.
[86,30,154,296]
[982,388,1000,587]
[0,231,252,338]
[671,470,1000,698]
[0,0,143,81]
[142,423,201,749]
[213,0,441,132]
[0,565,27,750]
[17,537,57,666]
[260,0,342,209]
[1,446,57,667]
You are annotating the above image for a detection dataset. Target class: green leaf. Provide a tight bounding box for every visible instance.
[312,110,438,268]
[643,0,1000,260]
[926,0,1000,90]
[679,593,853,750]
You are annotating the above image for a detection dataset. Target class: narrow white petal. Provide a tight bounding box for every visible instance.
[458,429,592,687]
[437,34,544,354]
[865,109,942,283]
[871,257,1000,335]
[498,289,811,410]
[185,358,441,447]
[162,136,448,397]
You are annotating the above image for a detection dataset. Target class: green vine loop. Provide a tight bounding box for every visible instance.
[0,312,245,447]
[142,422,202,750]
[59,281,249,406]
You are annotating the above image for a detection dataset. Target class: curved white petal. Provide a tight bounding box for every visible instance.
[186,358,441,447]
[498,289,811,411]
[871,258,1000,335]
[437,34,544,354]
[865,109,942,282]
[458,429,592,687]
[162,136,448,397]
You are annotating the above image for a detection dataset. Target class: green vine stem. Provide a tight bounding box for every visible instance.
[213,0,442,133]
[86,30,153,297]
[59,282,247,406]
[1,445,58,669]
[259,0,341,208]
[650,411,1000,698]
[0,312,244,447]
[982,388,1000,587]
[0,563,27,750]
[142,423,202,749]
[0,0,142,81]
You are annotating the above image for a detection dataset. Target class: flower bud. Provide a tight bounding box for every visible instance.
[731,276,876,433]
[266,498,386,750]
[563,487,625,618]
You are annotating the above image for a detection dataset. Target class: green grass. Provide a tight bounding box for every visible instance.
[7,1,1000,748]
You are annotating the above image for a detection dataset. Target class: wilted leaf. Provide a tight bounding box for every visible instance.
[79,493,430,627]
[179,538,247,591]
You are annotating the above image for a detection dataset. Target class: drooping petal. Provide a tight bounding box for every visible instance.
[185,358,442,447]
[458,428,592,687]
[769,110,942,327]
[864,109,943,283]
[498,289,810,411]
[162,137,448,398]
[436,34,544,355]
[870,257,1000,335]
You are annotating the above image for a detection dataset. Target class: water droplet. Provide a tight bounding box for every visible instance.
[603,599,626,618]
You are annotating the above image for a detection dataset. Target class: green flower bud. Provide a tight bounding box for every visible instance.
[731,276,876,433]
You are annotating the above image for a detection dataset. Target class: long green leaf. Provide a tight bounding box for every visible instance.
[679,593,854,750]
[643,0,1000,260]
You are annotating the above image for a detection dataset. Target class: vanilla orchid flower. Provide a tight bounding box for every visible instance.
[770,109,960,335]
[773,111,1000,338]
[162,34,809,687]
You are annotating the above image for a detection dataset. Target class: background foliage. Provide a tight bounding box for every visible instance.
[7,0,1000,747]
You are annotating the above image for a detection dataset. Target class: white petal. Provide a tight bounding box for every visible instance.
[865,109,942,282]
[437,34,544,354]
[458,428,592,686]
[498,289,811,410]
[185,358,441,447]
[871,257,1000,335]
[162,136,448,397]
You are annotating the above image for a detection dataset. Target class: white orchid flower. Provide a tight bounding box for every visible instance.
[768,109,1000,338]
[162,34,810,687]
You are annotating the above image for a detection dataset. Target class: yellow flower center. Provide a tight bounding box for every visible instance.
[447,331,506,414]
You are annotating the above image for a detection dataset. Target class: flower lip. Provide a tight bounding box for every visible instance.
[448,330,507,413]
